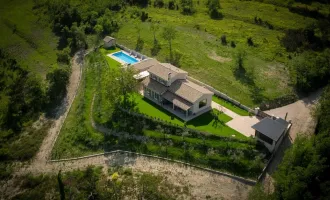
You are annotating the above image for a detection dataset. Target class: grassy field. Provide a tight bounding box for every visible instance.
[133,94,246,139]
[0,0,58,78]
[111,0,320,106]
[212,96,250,116]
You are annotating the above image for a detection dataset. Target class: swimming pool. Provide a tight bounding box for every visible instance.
[112,51,138,64]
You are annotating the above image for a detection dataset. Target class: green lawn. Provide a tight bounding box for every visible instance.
[110,0,318,106]
[99,47,121,68]
[212,96,250,116]
[133,94,246,139]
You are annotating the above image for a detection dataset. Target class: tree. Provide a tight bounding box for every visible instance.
[162,25,177,60]
[57,170,65,200]
[288,50,330,93]
[180,0,195,15]
[150,22,161,56]
[207,0,222,19]
[220,34,227,45]
[46,67,70,107]
[150,22,159,42]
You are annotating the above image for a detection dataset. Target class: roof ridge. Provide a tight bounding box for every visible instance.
[182,80,206,94]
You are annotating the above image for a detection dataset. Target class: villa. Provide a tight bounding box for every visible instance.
[131,59,214,121]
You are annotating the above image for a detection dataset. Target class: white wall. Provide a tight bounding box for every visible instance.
[191,94,212,114]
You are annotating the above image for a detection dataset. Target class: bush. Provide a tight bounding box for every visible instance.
[140,11,149,22]
[207,0,222,19]
[289,50,330,93]
[168,0,175,9]
[180,0,195,15]
[231,41,236,48]
[220,35,227,45]
[46,66,70,107]
[154,0,164,8]
[247,37,254,46]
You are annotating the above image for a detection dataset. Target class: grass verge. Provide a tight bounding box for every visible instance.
[212,96,250,116]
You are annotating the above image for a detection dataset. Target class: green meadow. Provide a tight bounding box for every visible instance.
[112,0,320,106]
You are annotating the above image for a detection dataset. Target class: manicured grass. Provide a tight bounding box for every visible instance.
[133,94,246,139]
[99,47,121,68]
[212,96,250,116]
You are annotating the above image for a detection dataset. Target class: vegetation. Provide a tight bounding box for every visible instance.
[288,49,330,93]
[249,86,330,199]
[52,52,107,159]
[132,94,245,138]
[10,166,189,200]
[212,96,250,116]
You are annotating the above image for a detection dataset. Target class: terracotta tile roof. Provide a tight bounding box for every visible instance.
[162,91,193,110]
[141,77,167,94]
[132,59,159,72]
[148,62,188,80]
[169,80,213,103]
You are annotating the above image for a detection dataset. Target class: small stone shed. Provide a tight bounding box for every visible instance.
[103,36,116,48]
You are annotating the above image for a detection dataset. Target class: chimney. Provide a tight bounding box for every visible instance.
[168,72,172,81]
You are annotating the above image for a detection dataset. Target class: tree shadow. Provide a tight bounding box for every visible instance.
[135,38,144,51]
[150,39,161,56]
[233,66,266,105]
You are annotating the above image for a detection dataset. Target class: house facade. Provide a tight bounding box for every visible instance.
[252,117,291,152]
[132,59,213,120]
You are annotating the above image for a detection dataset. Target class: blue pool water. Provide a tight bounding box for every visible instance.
[113,51,138,64]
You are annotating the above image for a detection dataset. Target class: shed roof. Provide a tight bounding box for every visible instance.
[162,91,193,110]
[169,79,213,103]
[251,117,289,141]
[103,36,115,43]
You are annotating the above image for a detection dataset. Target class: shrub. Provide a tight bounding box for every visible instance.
[168,0,175,9]
[221,35,227,45]
[231,41,236,48]
[180,0,195,15]
[247,37,254,46]
[140,11,149,22]
[154,0,164,8]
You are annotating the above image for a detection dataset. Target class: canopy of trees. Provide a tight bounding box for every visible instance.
[289,49,330,93]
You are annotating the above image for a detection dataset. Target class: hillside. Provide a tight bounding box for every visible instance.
[0,0,58,77]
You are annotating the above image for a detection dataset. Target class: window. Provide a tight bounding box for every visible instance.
[256,131,273,145]
[199,99,207,108]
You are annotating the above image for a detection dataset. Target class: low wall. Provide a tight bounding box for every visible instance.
[50,150,257,185]
[187,76,254,113]
[116,44,148,60]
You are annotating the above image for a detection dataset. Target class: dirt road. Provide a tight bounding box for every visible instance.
[18,51,84,174]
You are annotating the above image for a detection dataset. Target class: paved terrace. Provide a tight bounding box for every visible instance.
[211,101,260,138]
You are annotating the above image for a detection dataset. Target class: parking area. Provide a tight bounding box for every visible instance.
[226,116,261,137]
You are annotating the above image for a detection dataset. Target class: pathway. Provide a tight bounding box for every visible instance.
[211,101,259,137]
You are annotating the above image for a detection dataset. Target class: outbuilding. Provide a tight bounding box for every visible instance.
[252,117,291,152]
[103,36,116,48]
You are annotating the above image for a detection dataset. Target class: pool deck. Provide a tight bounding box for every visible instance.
[107,50,141,65]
